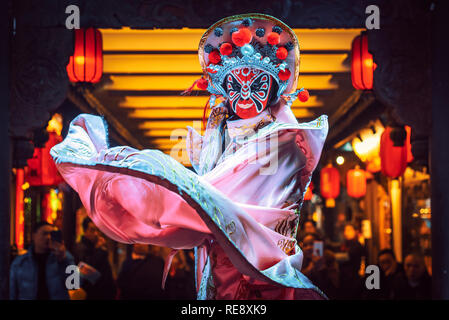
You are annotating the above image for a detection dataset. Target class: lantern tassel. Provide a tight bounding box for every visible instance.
[181,78,201,96]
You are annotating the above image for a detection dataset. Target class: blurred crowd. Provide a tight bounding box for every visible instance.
[9,216,432,300]
[297,219,432,300]
[9,217,195,300]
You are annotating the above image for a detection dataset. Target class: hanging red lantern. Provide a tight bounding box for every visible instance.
[67,28,103,83]
[25,132,64,186]
[380,126,408,178]
[351,32,376,90]
[347,166,366,198]
[320,164,340,207]
[304,182,314,201]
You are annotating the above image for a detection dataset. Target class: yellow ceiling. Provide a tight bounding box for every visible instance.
[99,27,362,166]
[119,95,322,108]
[103,53,349,73]
[105,74,338,91]
[101,28,361,51]
[128,108,314,119]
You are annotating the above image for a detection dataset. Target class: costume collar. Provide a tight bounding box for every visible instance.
[226,109,274,139]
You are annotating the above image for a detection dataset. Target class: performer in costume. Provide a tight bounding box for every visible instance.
[51,13,329,300]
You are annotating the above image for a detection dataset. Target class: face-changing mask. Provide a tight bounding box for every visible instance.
[226,67,274,119]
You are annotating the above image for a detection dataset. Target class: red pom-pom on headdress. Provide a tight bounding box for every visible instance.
[278,69,291,81]
[298,89,309,102]
[267,32,280,45]
[181,77,208,95]
[276,47,288,60]
[196,78,209,90]
[232,28,252,47]
[220,42,233,56]
[208,49,221,64]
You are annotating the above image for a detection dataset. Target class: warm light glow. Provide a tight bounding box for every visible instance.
[103,53,349,74]
[44,189,62,224]
[352,121,384,172]
[351,33,374,90]
[47,113,63,136]
[15,168,25,250]
[347,167,367,198]
[106,74,338,91]
[21,182,30,190]
[75,56,85,65]
[101,27,363,51]
[139,120,202,130]
[129,108,314,119]
[121,95,322,109]
[336,156,345,165]
[67,28,103,83]
[363,59,373,68]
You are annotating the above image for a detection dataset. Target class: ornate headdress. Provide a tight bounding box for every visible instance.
[182,14,309,126]
[193,14,308,103]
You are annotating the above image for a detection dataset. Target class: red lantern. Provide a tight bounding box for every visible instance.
[67,28,103,83]
[347,167,366,198]
[15,168,25,250]
[351,32,375,90]
[380,126,408,178]
[320,165,340,207]
[25,132,64,186]
[304,182,314,201]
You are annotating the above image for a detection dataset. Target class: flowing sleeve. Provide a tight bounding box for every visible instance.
[51,113,327,298]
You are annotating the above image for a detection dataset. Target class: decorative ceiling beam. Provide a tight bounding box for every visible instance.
[20,0,367,29]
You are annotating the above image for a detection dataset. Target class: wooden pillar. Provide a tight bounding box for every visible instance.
[431,0,449,300]
[390,179,402,263]
[0,0,12,300]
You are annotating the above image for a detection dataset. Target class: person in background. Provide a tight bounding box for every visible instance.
[378,249,404,298]
[117,244,166,299]
[299,233,343,299]
[362,248,404,300]
[338,223,365,299]
[297,220,324,242]
[10,222,74,300]
[310,250,343,300]
[299,233,322,278]
[392,253,431,300]
[74,217,117,299]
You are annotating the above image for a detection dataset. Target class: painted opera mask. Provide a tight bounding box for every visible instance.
[225,67,275,119]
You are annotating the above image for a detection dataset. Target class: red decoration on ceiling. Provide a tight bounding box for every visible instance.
[25,132,64,186]
[351,32,376,90]
[380,126,408,178]
[347,167,367,198]
[67,28,103,83]
[320,165,340,200]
